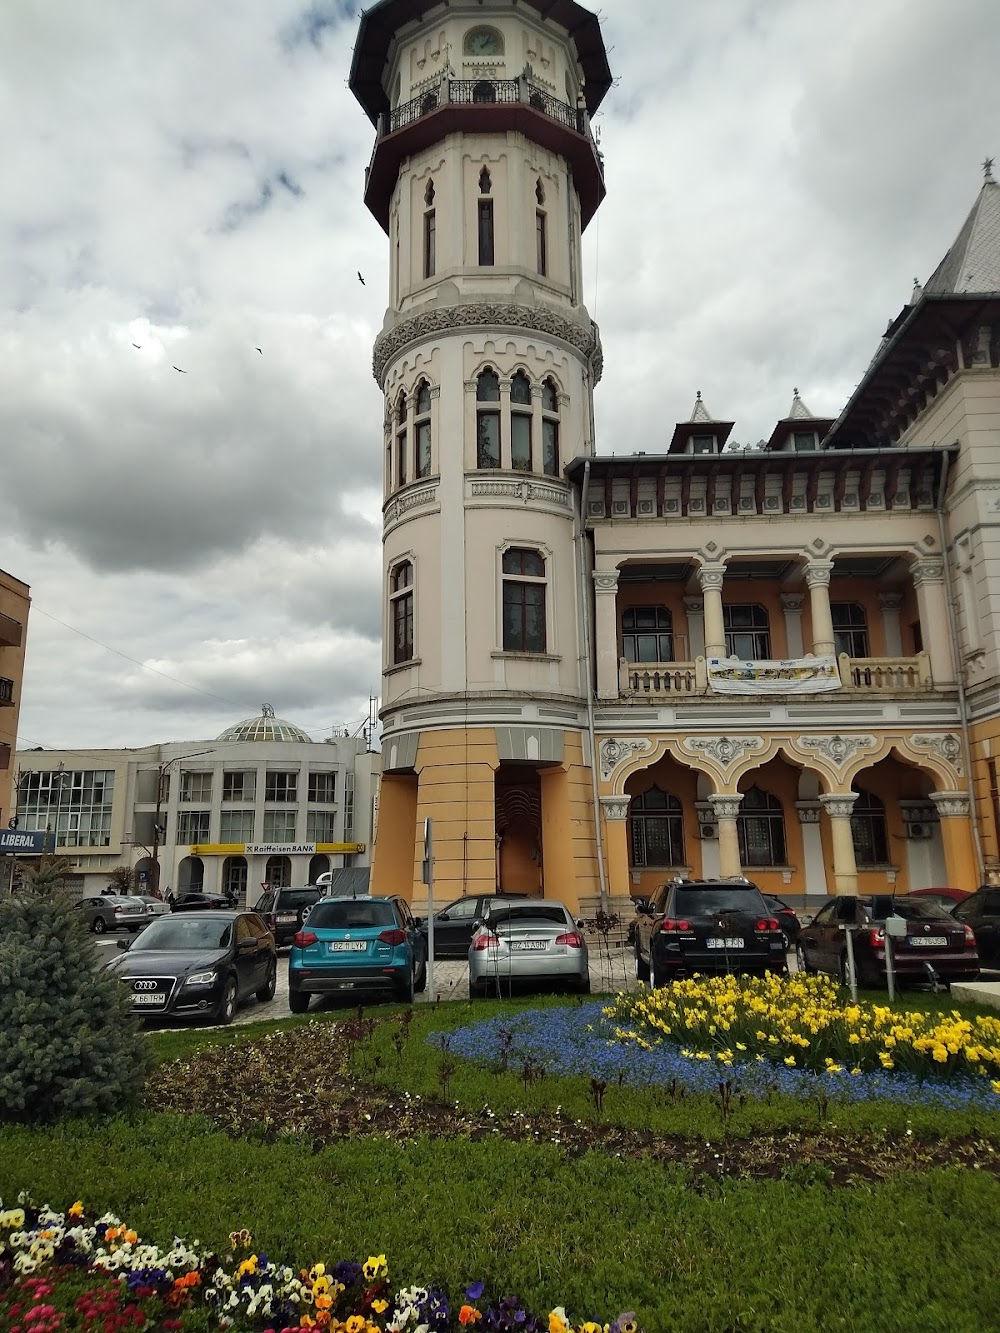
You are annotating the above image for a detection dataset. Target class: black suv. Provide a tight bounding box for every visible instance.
[633,878,787,984]
[253,885,324,947]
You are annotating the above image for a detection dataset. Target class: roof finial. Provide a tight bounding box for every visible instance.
[695,390,702,401]
[793,387,799,397]
[985,156,995,183]
[262,702,275,718]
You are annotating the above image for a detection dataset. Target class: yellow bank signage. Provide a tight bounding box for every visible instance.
[189,842,366,856]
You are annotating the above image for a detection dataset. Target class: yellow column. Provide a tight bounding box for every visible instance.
[699,564,727,658]
[709,793,743,877]
[805,560,836,656]
[413,728,499,901]
[370,773,419,900]
[931,792,979,890]
[541,765,575,908]
[820,792,859,895]
[593,570,621,700]
[600,795,631,898]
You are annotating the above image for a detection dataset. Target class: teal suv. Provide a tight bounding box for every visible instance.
[287,894,426,1011]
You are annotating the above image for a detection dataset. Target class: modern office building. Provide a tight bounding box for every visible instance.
[354,0,999,910]
[14,706,379,899]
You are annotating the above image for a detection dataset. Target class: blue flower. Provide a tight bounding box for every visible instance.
[467,1281,485,1300]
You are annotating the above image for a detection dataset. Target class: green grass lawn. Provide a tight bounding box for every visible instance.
[5,991,1000,1332]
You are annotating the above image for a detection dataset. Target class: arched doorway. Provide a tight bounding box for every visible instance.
[309,854,330,884]
[265,855,291,888]
[178,856,205,893]
[495,766,542,895]
[223,856,248,904]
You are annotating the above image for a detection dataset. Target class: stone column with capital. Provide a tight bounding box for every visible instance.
[912,559,955,685]
[805,560,836,657]
[600,794,632,897]
[699,565,727,658]
[930,791,979,888]
[709,793,743,878]
[593,570,620,699]
[819,792,859,895]
[780,594,805,658]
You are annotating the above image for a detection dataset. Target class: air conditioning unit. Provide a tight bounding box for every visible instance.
[700,823,719,840]
[907,821,932,841]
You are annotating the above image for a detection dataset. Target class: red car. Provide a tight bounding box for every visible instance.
[797,894,979,988]
[909,887,971,912]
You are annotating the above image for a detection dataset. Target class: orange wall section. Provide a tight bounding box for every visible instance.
[370,772,419,899]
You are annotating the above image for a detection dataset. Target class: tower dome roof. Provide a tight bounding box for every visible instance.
[216,703,313,744]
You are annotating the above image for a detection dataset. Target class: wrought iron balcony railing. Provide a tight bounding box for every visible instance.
[378,78,593,146]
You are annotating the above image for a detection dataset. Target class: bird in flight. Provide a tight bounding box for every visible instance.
[255,346,262,354]
[172,366,187,374]
[357,271,366,285]
[132,343,141,349]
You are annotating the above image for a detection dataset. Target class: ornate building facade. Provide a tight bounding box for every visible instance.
[355,0,1000,909]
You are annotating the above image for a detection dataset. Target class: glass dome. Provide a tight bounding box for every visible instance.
[217,703,313,744]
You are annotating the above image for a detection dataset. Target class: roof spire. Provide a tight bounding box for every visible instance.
[923,160,1000,295]
[688,390,715,422]
[985,156,995,184]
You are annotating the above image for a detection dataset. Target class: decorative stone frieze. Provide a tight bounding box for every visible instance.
[911,559,946,586]
[467,479,572,508]
[930,791,971,818]
[373,302,604,385]
[599,737,651,781]
[804,560,835,588]
[795,801,822,825]
[794,734,877,768]
[600,795,631,821]
[681,735,766,769]
[708,794,743,821]
[911,732,963,774]
[819,793,859,819]
[384,485,438,527]
[593,571,619,593]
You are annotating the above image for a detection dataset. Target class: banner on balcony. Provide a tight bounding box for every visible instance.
[706,655,841,695]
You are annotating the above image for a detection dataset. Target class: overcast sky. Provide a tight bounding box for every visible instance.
[3,0,998,753]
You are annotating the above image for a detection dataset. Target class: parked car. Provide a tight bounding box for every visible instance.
[103,910,277,1023]
[633,878,787,985]
[764,894,801,947]
[254,885,324,947]
[797,894,979,987]
[420,892,529,958]
[172,892,231,912]
[72,894,148,935]
[287,894,426,1011]
[951,887,1000,966]
[469,899,589,999]
[909,887,971,913]
[135,894,170,918]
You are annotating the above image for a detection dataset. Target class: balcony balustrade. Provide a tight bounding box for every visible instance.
[618,652,936,699]
[378,79,591,141]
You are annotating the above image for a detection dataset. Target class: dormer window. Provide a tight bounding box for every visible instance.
[691,434,717,455]
[792,430,818,452]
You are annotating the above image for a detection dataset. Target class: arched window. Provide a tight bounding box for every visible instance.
[395,391,408,489]
[724,604,770,660]
[851,789,889,866]
[502,547,546,653]
[541,378,560,476]
[390,560,414,664]
[737,787,786,866]
[423,179,436,279]
[832,603,869,658]
[415,380,432,478]
[510,371,532,472]
[630,788,685,867]
[476,368,501,468]
[622,607,673,663]
[478,166,494,265]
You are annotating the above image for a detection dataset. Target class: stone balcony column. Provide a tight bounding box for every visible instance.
[683,596,705,659]
[805,560,836,656]
[593,570,620,699]
[600,795,632,897]
[780,593,805,658]
[708,793,743,878]
[930,791,979,888]
[912,559,955,685]
[877,592,903,657]
[698,564,727,658]
[819,792,859,896]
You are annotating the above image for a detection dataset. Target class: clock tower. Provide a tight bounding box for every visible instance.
[350,0,611,907]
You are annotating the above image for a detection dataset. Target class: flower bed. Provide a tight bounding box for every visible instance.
[0,1200,639,1333]
[430,982,1000,1111]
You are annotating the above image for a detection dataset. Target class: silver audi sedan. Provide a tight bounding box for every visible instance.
[468,899,590,998]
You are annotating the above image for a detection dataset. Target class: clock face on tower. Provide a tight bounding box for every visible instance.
[465,27,503,57]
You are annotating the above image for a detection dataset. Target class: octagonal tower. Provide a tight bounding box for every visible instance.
[351,0,610,906]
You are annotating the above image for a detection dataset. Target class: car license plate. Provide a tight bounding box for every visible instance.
[277,913,297,923]
[707,938,744,949]
[908,935,948,947]
[330,941,366,952]
[132,993,166,1006]
[511,941,546,951]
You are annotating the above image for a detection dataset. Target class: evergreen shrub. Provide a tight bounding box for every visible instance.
[0,887,151,1121]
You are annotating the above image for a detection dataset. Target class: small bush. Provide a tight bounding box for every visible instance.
[0,890,151,1121]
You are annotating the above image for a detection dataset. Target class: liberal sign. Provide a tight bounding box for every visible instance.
[0,829,48,854]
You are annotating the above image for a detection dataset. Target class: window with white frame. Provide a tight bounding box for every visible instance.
[344,771,355,839]
[476,369,501,468]
[176,810,211,844]
[220,809,254,843]
[308,771,337,802]
[395,391,408,488]
[179,771,212,803]
[541,378,560,476]
[415,380,432,478]
[510,371,532,472]
[306,810,337,842]
[622,607,673,663]
[832,602,869,658]
[724,604,771,659]
[502,547,547,653]
[390,560,414,664]
[222,770,255,801]
[265,771,297,802]
[262,810,297,843]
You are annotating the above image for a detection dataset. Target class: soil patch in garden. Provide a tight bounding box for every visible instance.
[145,1016,1000,1188]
